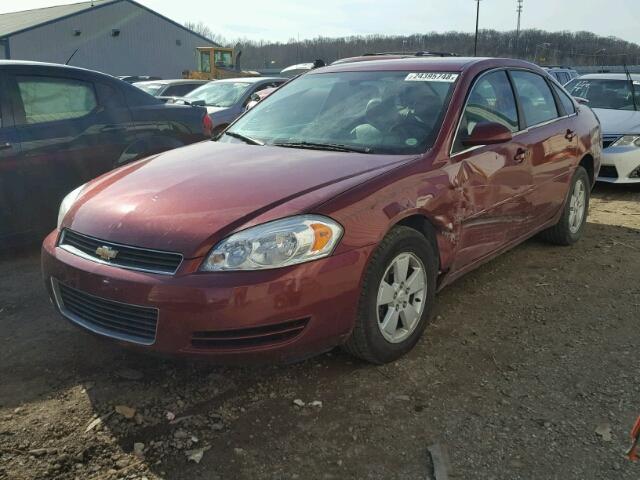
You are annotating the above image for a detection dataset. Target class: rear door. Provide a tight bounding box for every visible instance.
[451,69,533,269]
[0,71,25,242]
[7,68,133,235]
[509,70,576,230]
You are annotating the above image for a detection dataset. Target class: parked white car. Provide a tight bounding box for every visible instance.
[565,73,640,183]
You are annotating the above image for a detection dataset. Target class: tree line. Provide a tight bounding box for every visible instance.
[184,23,640,69]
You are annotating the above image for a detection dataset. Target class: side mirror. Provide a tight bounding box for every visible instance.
[573,96,589,105]
[462,122,513,147]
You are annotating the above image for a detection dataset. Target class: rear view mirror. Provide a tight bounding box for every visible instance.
[250,93,261,102]
[462,122,513,147]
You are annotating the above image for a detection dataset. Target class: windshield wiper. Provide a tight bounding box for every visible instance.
[224,131,264,145]
[272,141,371,153]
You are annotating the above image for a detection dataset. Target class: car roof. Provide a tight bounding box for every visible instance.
[577,73,640,81]
[0,59,103,74]
[214,76,284,84]
[316,56,541,74]
[134,79,207,86]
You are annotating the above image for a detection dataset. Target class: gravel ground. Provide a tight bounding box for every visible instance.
[1,183,639,480]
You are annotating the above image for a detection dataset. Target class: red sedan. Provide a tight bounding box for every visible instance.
[42,57,601,364]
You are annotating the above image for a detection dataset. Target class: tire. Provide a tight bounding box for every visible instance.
[343,226,438,364]
[539,166,590,246]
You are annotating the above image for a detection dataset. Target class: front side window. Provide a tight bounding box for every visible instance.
[214,50,233,68]
[452,70,519,153]
[510,71,559,127]
[223,70,458,155]
[16,76,97,125]
[185,81,251,107]
[564,78,640,110]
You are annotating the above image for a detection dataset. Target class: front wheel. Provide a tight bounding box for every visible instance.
[539,166,590,245]
[343,226,437,364]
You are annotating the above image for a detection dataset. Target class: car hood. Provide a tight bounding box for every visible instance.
[67,141,414,258]
[592,108,640,135]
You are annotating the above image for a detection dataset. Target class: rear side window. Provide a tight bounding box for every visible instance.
[553,85,576,115]
[16,76,97,124]
[453,70,519,153]
[510,71,559,127]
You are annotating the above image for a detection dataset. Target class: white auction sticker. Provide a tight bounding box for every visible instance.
[405,72,459,82]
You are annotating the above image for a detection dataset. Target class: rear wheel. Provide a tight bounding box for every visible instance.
[344,226,437,364]
[539,166,590,245]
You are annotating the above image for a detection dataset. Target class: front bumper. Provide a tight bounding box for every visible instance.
[598,146,640,183]
[42,231,373,363]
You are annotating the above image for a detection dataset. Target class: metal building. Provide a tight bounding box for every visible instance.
[0,0,219,78]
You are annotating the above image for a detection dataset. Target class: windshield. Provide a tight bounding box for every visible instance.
[135,82,164,95]
[565,78,640,110]
[185,82,251,107]
[221,70,458,154]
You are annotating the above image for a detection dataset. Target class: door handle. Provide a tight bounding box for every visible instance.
[565,129,576,141]
[514,148,527,163]
[0,142,12,151]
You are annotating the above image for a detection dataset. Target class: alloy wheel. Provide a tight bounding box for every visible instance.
[568,178,586,234]
[376,252,428,344]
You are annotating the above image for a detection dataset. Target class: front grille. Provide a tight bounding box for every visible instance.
[53,280,158,345]
[191,318,309,349]
[60,229,183,275]
[598,165,618,178]
[602,136,621,149]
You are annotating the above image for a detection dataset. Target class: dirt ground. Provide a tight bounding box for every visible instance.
[1,183,639,480]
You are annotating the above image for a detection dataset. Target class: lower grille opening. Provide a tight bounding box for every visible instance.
[54,280,158,345]
[599,165,618,178]
[191,318,309,349]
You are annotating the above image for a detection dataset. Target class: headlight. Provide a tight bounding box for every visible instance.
[611,135,640,148]
[200,215,343,271]
[57,184,85,229]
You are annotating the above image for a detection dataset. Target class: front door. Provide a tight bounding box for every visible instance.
[6,70,130,236]
[0,71,24,242]
[450,69,533,270]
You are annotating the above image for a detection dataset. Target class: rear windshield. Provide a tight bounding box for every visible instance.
[565,78,640,110]
[185,82,251,107]
[135,82,164,95]
[222,70,458,155]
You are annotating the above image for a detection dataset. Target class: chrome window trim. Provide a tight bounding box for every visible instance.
[50,278,158,346]
[450,67,578,159]
[58,229,183,276]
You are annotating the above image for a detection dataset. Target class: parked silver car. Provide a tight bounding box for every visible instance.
[173,77,286,135]
[565,73,640,183]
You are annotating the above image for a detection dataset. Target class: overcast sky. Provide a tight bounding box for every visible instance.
[3,0,640,44]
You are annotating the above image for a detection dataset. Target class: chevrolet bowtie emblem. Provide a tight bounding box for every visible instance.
[95,245,118,261]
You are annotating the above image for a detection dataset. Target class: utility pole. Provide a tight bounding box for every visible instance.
[515,0,523,55]
[474,0,481,57]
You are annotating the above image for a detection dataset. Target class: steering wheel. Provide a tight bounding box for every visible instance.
[388,116,427,139]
